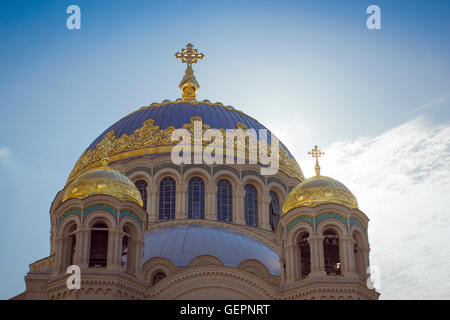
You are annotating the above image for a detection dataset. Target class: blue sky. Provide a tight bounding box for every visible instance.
[0,0,449,299]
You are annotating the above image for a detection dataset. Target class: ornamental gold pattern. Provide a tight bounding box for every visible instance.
[67,115,304,183]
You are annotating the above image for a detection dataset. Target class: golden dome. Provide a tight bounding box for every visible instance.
[63,165,143,207]
[282,175,358,214]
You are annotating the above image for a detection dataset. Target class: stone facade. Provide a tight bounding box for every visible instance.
[14,155,379,300]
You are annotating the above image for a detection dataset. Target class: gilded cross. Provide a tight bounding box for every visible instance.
[175,43,205,66]
[175,43,204,100]
[308,145,324,176]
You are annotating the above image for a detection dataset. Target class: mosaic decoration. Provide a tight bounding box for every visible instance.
[286,215,314,233]
[67,114,304,183]
[58,208,82,225]
[120,210,143,228]
[315,212,348,227]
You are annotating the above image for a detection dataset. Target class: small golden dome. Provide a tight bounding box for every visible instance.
[63,166,143,206]
[282,175,358,214]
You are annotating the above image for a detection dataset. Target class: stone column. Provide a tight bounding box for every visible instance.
[54,237,64,274]
[293,243,300,280]
[362,247,371,282]
[72,230,83,267]
[284,245,294,285]
[107,229,120,271]
[260,191,271,230]
[234,186,245,225]
[177,182,188,219]
[341,236,358,279]
[148,184,158,223]
[133,239,145,277]
[79,228,90,269]
[309,235,326,277]
[206,183,217,220]
[280,257,286,287]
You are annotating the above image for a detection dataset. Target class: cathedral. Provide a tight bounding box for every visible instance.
[15,44,380,300]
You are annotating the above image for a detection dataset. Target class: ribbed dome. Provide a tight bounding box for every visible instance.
[63,166,143,206]
[282,175,358,214]
[67,100,304,183]
[144,224,280,275]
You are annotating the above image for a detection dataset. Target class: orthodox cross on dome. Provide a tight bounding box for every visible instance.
[98,136,115,166]
[175,43,205,66]
[308,145,324,176]
[175,43,205,101]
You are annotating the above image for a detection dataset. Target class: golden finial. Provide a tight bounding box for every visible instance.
[98,136,114,167]
[175,43,205,101]
[308,145,324,176]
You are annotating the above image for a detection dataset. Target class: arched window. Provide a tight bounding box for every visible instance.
[63,224,77,269]
[188,177,205,219]
[159,177,176,220]
[89,223,108,267]
[152,271,166,286]
[121,232,129,269]
[269,191,280,231]
[323,229,341,275]
[244,184,258,226]
[121,225,136,274]
[217,179,232,222]
[135,180,148,210]
[298,232,311,278]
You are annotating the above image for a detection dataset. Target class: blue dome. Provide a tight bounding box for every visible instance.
[143,224,281,275]
[68,100,304,182]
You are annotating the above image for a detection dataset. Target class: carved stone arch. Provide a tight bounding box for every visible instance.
[184,168,210,185]
[267,181,287,203]
[183,165,211,181]
[351,227,368,281]
[241,171,265,191]
[283,205,316,220]
[122,157,152,181]
[123,157,153,176]
[317,219,348,238]
[142,257,177,282]
[281,208,315,240]
[213,169,240,190]
[151,267,273,299]
[128,171,152,185]
[286,223,314,246]
[83,210,117,229]
[351,226,368,249]
[154,167,182,185]
[350,217,368,241]
[238,259,271,278]
[119,216,142,240]
[58,215,81,238]
[188,255,224,267]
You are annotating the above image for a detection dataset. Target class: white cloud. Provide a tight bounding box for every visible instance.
[0,146,11,162]
[316,118,450,299]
